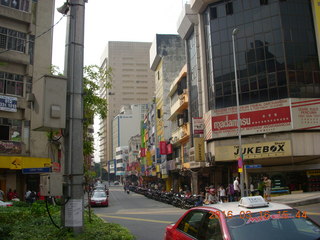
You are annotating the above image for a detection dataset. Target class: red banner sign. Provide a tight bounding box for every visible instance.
[166,143,173,154]
[211,99,292,139]
[140,148,146,157]
[159,141,167,155]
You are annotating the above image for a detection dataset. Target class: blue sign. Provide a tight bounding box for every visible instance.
[0,95,17,112]
[245,164,262,169]
[22,167,51,174]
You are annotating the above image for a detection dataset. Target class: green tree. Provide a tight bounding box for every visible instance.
[82,65,112,222]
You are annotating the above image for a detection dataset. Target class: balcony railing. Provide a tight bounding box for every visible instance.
[170,91,188,118]
[171,123,190,144]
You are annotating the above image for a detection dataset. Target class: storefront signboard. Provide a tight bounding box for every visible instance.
[246,164,262,169]
[0,95,17,112]
[0,141,22,154]
[192,117,204,135]
[22,167,51,174]
[208,98,320,140]
[211,99,291,139]
[0,156,51,169]
[194,137,205,161]
[215,140,292,161]
[291,98,320,130]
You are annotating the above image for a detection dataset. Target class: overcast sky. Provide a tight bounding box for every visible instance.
[52,0,186,162]
[52,0,186,70]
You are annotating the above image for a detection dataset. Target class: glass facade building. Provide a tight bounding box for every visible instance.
[203,0,320,110]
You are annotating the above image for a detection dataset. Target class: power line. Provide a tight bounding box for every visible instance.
[0,14,66,55]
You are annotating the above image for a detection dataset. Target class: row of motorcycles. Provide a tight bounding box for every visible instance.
[128,186,203,209]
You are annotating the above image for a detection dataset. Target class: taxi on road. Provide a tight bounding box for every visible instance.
[164,196,320,240]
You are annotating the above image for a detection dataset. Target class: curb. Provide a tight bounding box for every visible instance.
[278,197,320,207]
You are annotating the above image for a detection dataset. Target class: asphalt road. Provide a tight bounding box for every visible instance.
[93,185,186,240]
[296,203,320,225]
[93,185,320,240]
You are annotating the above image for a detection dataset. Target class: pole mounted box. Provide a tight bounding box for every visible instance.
[40,173,63,196]
[31,75,67,131]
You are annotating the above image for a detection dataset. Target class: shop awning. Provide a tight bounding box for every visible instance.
[0,156,51,170]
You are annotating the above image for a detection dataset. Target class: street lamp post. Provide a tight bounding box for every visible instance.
[232,28,245,198]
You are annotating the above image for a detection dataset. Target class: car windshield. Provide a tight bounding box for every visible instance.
[92,192,106,198]
[226,209,320,240]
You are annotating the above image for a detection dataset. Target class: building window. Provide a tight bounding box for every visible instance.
[226,2,233,15]
[0,71,24,96]
[210,7,217,19]
[0,0,30,12]
[260,0,268,5]
[0,27,26,53]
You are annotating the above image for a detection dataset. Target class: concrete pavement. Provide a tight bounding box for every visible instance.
[272,191,320,207]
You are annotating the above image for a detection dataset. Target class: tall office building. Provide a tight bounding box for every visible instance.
[99,42,155,172]
[0,1,54,196]
[178,0,320,192]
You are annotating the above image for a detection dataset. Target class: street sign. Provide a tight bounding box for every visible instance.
[245,164,262,169]
[22,167,51,174]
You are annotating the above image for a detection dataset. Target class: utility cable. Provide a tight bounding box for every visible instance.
[0,14,66,55]
[45,197,62,229]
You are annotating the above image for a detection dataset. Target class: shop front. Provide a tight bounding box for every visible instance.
[0,156,51,199]
[212,132,320,193]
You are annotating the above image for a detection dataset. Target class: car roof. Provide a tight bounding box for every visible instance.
[201,202,293,216]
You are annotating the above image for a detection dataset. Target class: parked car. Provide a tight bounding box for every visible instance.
[164,196,320,240]
[0,200,13,207]
[90,190,108,207]
[114,181,120,185]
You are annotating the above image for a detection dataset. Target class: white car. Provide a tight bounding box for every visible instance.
[0,200,13,207]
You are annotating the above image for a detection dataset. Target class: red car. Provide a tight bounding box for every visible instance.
[89,190,108,207]
[164,196,320,240]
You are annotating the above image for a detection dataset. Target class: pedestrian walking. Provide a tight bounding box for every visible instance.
[218,185,227,202]
[264,176,272,202]
[226,183,234,202]
[233,177,240,201]
[7,188,13,200]
[0,188,4,201]
[258,178,265,197]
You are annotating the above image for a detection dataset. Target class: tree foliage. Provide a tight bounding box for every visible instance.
[82,65,112,156]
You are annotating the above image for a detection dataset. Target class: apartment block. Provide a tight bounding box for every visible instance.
[0,1,54,197]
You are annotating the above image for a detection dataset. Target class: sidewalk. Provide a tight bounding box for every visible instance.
[271,191,320,207]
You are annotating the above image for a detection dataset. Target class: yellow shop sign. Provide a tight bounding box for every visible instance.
[0,156,51,169]
[215,140,292,161]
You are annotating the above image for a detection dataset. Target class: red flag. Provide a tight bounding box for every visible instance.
[166,143,173,154]
[159,141,167,155]
[140,148,146,157]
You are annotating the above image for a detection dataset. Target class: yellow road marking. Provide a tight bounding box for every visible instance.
[115,210,184,215]
[96,214,172,224]
[306,212,320,216]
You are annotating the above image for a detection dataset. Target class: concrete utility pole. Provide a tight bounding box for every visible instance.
[61,0,86,234]
[232,28,245,198]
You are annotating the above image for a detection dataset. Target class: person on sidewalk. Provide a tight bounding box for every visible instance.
[264,176,272,202]
[233,177,240,201]
[0,188,4,201]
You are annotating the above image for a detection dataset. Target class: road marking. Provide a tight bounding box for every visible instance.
[114,210,185,215]
[96,214,172,224]
[306,212,320,216]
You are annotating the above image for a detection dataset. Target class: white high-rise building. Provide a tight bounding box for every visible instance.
[99,42,155,173]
